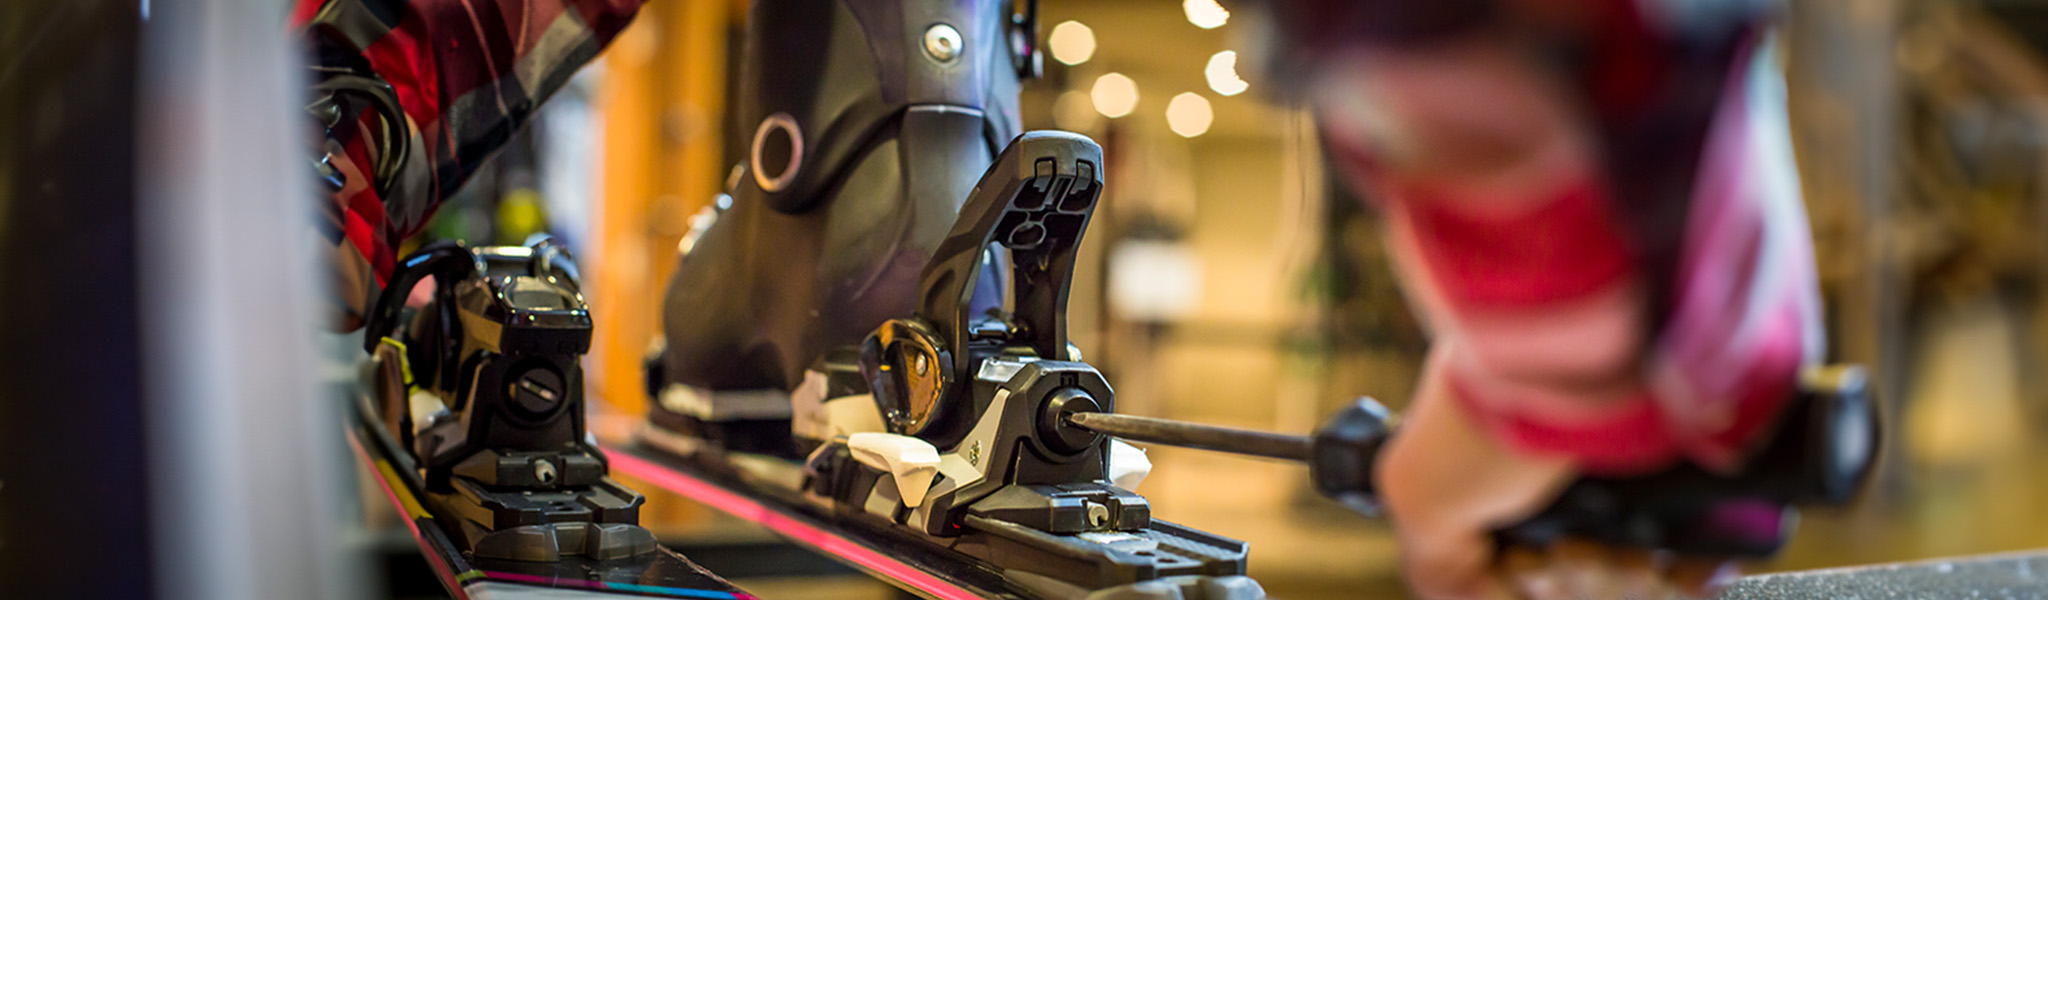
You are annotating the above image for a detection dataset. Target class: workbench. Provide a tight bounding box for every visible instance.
[1725,551,2048,599]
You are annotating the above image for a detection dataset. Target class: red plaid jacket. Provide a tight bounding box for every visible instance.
[294,0,649,328]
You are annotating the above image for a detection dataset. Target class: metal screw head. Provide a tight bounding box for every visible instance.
[924,23,963,63]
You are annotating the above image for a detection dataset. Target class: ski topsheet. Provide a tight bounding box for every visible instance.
[349,419,751,601]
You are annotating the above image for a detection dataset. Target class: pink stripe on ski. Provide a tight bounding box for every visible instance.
[605,448,988,602]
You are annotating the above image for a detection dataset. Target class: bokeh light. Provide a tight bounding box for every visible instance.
[1091,73,1140,119]
[1205,50,1249,96]
[1167,92,1214,137]
[1048,21,1096,66]
[1184,0,1230,30]
[1053,89,1103,131]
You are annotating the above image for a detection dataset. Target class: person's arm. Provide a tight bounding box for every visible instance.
[294,0,650,328]
[1376,348,1575,599]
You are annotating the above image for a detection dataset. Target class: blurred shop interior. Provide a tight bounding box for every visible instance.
[10,0,2048,597]
[435,0,2048,597]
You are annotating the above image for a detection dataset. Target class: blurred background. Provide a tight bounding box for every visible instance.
[10,0,2048,597]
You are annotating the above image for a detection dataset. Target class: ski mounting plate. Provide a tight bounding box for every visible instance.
[605,431,1257,601]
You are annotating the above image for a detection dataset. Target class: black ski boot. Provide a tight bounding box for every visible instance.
[647,0,1032,453]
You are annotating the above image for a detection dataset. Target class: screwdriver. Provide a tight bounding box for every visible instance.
[1061,365,1880,559]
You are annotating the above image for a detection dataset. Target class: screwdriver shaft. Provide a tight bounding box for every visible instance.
[1065,411,1314,463]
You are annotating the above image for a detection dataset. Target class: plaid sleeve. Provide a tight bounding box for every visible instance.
[293,0,648,328]
[1279,0,1816,474]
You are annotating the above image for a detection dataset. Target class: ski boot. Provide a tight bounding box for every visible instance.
[352,238,744,599]
[631,131,1264,599]
[646,0,1033,452]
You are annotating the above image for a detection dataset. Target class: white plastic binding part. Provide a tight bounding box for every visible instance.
[1109,439,1151,490]
[790,370,886,441]
[847,433,944,507]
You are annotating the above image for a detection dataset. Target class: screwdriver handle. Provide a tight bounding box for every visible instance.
[1307,366,1879,559]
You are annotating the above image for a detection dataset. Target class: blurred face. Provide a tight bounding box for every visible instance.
[1307,36,1597,199]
